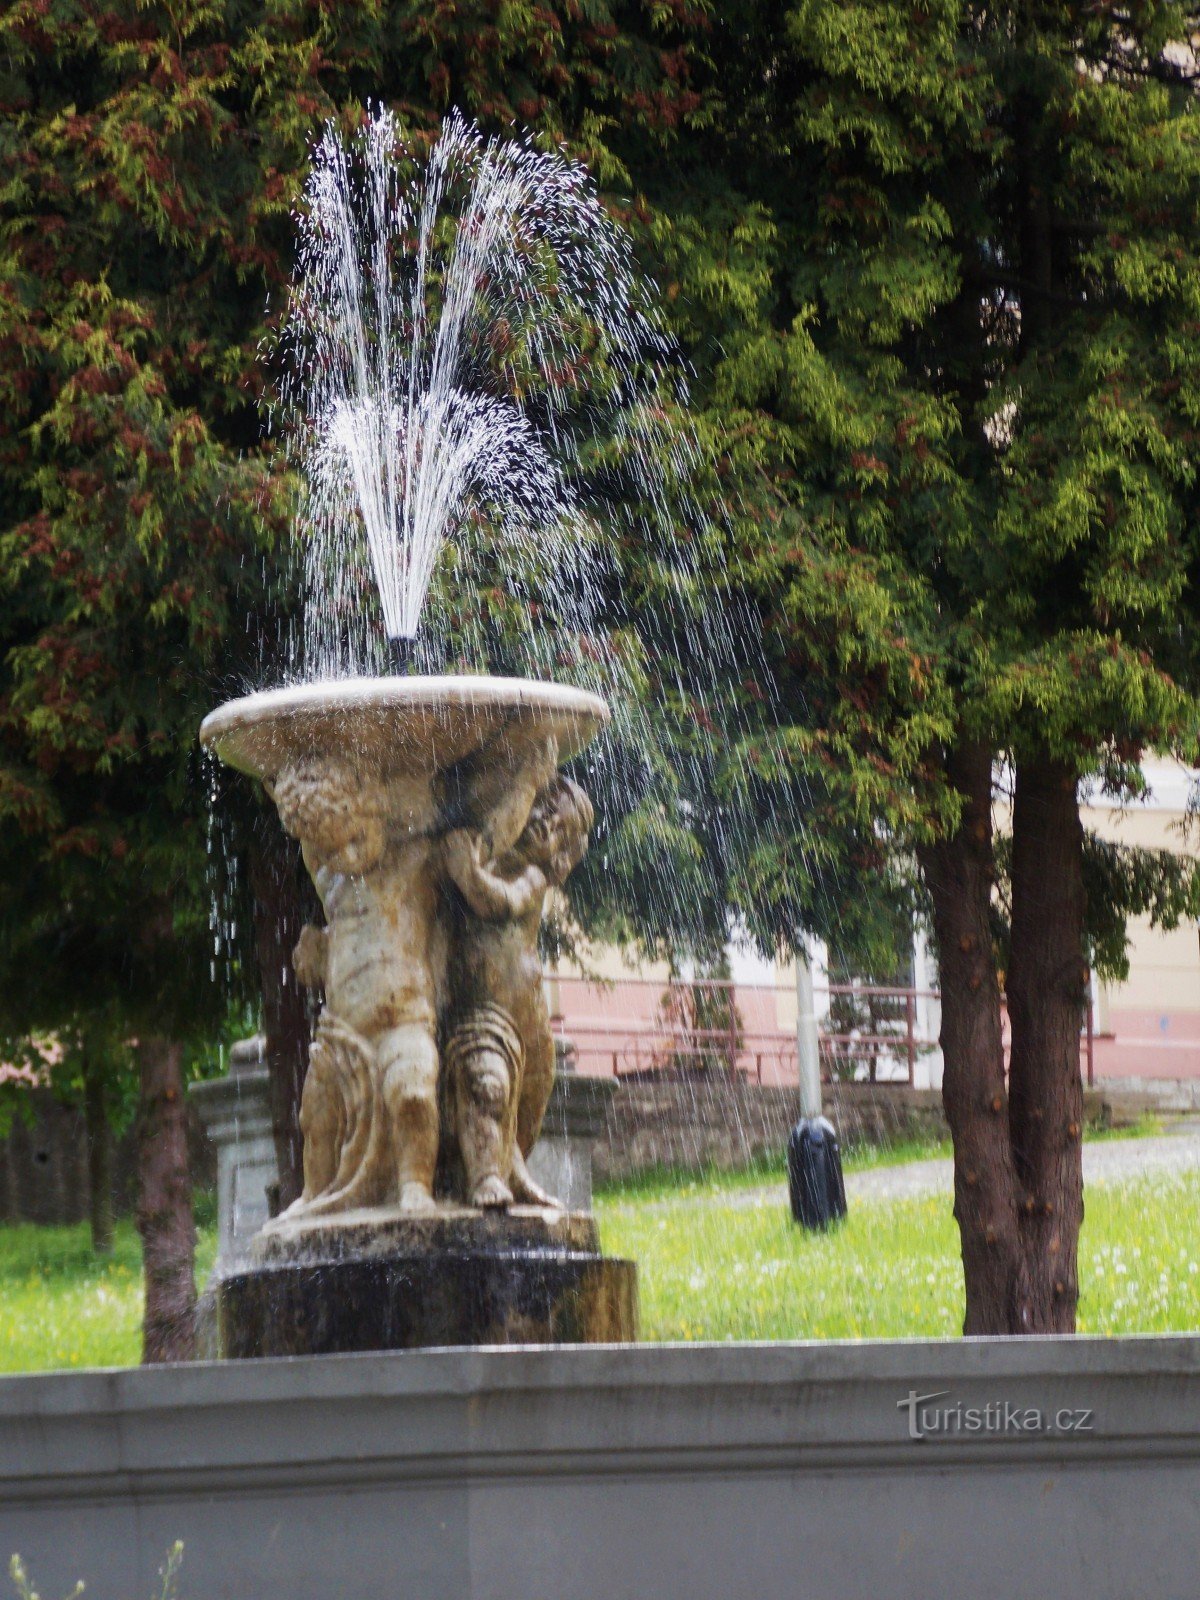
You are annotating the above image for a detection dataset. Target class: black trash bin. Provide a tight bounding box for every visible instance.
[787,1116,847,1229]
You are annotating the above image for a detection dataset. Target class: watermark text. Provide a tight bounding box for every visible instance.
[898,1389,1094,1441]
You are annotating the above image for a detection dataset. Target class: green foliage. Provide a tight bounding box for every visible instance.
[991,825,1200,982]
[7,0,1200,1049]
[0,2,723,1054]
[0,0,311,1053]
[610,0,1200,964]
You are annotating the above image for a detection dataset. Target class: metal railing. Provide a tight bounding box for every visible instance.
[549,976,936,1086]
[550,974,1096,1088]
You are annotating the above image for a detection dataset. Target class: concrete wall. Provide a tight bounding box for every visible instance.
[2,1337,1200,1600]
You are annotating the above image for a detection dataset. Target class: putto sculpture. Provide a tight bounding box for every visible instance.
[442,772,595,1210]
[273,755,442,1217]
[200,677,635,1353]
[265,727,584,1218]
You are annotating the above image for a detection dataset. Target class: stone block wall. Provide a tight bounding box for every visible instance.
[591,1075,949,1183]
[0,1092,92,1226]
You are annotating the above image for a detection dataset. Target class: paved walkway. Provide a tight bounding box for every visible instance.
[723,1121,1200,1210]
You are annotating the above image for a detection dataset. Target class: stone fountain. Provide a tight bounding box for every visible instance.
[193,108,688,1354]
[201,675,636,1353]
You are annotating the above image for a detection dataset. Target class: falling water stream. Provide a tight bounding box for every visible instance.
[206,109,920,1336]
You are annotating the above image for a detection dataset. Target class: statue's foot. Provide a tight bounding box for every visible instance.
[398,1181,437,1215]
[471,1174,514,1211]
[509,1151,561,1209]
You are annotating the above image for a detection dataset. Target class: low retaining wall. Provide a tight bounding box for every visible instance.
[593,1077,949,1181]
[2,1338,1199,1600]
[592,1077,1116,1181]
[0,1091,215,1226]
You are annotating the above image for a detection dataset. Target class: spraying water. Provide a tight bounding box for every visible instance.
[209,112,922,1339]
[260,106,802,964]
[278,107,703,681]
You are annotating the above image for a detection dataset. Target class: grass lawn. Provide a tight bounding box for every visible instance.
[593,1131,953,1205]
[596,1163,1200,1341]
[0,1146,1196,1370]
[0,1222,217,1375]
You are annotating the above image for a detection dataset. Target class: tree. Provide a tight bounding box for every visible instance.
[0,0,763,1332]
[621,0,1200,1332]
[0,0,314,1356]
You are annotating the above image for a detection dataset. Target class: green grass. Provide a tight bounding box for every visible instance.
[1,1135,1197,1370]
[1089,1112,1165,1141]
[0,1221,217,1375]
[595,1166,1200,1342]
[594,1132,952,1204]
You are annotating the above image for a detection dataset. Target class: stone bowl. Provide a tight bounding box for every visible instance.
[198,675,610,782]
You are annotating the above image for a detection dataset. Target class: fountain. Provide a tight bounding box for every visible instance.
[201,675,634,1351]
[197,110,677,1353]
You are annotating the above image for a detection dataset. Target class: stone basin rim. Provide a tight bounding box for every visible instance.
[199,674,611,779]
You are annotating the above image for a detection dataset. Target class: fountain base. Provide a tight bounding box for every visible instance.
[216,1207,637,1356]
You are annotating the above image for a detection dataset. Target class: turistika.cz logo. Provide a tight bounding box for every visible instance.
[898,1390,1095,1442]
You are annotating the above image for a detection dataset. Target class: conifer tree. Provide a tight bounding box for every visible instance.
[628,0,1200,1331]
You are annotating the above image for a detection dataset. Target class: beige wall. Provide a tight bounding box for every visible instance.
[1080,760,1200,1024]
[553,760,1200,1085]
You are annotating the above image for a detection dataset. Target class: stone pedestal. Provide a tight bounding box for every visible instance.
[526,1056,615,1213]
[190,1039,281,1359]
[190,1038,280,1264]
[218,1207,636,1357]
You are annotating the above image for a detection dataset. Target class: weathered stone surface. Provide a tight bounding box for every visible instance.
[590,1077,1116,1183]
[199,676,609,1223]
[189,1038,278,1263]
[256,1201,600,1262]
[218,1207,636,1356]
[200,675,608,783]
[200,676,636,1355]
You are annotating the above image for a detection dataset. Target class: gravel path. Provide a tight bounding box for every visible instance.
[712,1121,1200,1211]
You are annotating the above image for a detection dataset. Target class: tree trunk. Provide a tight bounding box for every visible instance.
[918,739,1029,1334]
[81,1040,113,1256]
[248,823,314,1210]
[1006,752,1086,1332]
[135,1035,196,1363]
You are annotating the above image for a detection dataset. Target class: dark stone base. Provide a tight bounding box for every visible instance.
[217,1206,637,1357]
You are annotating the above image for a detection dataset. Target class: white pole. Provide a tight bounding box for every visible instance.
[795,945,822,1120]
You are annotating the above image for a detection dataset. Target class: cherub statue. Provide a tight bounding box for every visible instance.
[441,775,594,1209]
[272,759,445,1215]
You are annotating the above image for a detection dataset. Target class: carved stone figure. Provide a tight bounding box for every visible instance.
[265,748,594,1218]
[271,759,445,1215]
[201,677,607,1224]
[201,679,637,1353]
[442,776,594,1209]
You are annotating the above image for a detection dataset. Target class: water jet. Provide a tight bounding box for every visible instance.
[202,105,720,1354]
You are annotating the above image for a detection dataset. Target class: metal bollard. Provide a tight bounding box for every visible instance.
[786,1115,848,1229]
